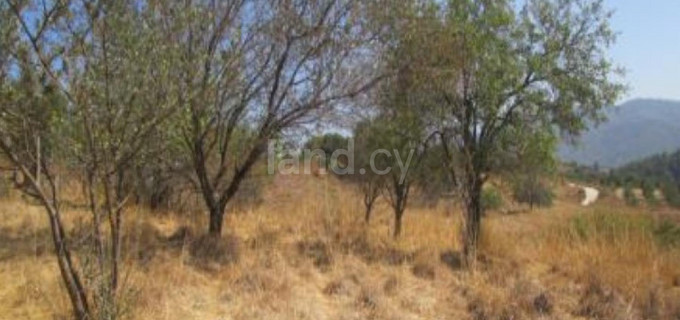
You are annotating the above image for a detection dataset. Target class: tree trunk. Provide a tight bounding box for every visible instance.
[47,209,91,319]
[208,206,224,236]
[1,149,91,318]
[390,180,409,239]
[364,204,373,223]
[462,179,483,267]
[364,194,375,223]
[393,210,403,238]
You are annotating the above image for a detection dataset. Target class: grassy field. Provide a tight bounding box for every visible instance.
[0,173,679,319]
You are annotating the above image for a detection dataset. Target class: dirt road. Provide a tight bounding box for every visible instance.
[581,186,600,206]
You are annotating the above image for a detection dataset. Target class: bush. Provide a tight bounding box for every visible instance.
[569,211,680,249]
[654,220,680,248]
[623,187,639,206]
[512,178,553,208]
[641,181,658,206]
[188,235,240,270]
[481,187,503,211]
[662,183,680,208]
[570,211,654,242]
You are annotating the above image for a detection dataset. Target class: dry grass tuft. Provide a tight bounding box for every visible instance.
[188,234,240,271]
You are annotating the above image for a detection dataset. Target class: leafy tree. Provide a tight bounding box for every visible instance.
[662,183,680,208]
[481,186,503,211]
[160,0,383,237]
[1,1,176,318]
[641,180,658,206]
[365,118,426,238]
[352,120,384,223]
[623,186,639,206]
[500,126,557,209]
[304,133,350,169]
[385,0,624,265]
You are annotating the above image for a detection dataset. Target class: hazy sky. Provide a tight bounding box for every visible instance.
[605,0,680,101]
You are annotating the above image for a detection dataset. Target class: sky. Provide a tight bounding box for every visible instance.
[605,0,680,101]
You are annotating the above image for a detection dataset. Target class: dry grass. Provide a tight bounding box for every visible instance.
[1,174,679,319]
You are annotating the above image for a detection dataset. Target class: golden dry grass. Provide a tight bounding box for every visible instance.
[0,174,679,319]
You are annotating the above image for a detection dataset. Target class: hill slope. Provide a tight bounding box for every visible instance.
[559,99,680,168]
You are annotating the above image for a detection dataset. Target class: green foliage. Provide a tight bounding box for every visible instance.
[412,144,455,207]
[641,181,658,206]
[481,187,503,211]
[661,183,680,208]
[305,133,349,155]
[304,133,350,169]
[569,211,653,242]
[623,187,639,207]
[653,220,680,248]
[580,149,680,207]
[512,178,553,208]
[501,126,556,208]
[569,211,680,249]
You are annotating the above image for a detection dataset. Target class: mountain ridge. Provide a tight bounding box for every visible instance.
[559,98,680,168]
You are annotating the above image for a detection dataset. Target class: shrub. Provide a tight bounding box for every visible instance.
[481,187,503,211]
[512,178,553,208]
[662,183,680,208]
[641,181,658,206]
[623,187,639,206]
[654,220,680,248]
[569,211,654,242]
[188,235,240,270]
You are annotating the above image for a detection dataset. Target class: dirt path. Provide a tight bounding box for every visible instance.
[581,186,600,206]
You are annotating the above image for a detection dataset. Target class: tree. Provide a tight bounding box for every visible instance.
[304,133,350,170]
[357,54,431,237]
[352,120,384,223]
[501,126,557,209]
[662,182,680,208]
[386,0,624,265]
[160,0,382,236]
[363,118,425,238]
[641,180,658,206]
[623,185,639,206]
[1,1,176,318]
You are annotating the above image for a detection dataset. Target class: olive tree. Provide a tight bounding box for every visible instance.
[387,0,624,265]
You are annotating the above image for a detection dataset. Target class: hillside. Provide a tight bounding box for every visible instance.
[559,99,680,168]
[614,150,680,185]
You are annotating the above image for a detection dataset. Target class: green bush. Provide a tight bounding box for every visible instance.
[569,211,653,242]
[662,183,680,208]
[654,220,680,248]
[641,181,658,206]
[568,211,680,248]
[512,178,553,208]
[623,187,639,206]
[481,187,503,211]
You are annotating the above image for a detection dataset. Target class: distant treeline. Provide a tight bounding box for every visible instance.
[564,150,680,207]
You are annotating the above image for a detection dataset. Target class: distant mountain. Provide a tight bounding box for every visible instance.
[559,99,680,168]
